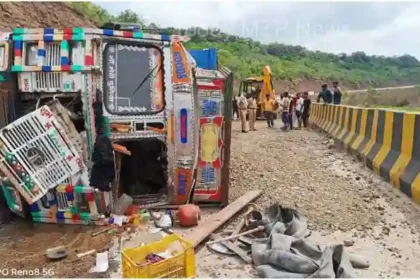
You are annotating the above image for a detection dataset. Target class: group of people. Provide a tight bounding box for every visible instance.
[233,82,342,133]
[233,91,312,133]
[317,82,342,105]
[234,93,259,132]
[274,91,312,131]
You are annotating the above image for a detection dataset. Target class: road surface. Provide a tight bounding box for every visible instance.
[347,85,419,94]
[197,120,420,278]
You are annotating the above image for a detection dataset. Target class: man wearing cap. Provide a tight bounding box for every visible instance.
[248,95,258,131]
[236,93,249,133]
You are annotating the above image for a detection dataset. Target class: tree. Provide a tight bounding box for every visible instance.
[115,9,145,25]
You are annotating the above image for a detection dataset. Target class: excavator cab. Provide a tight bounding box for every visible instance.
[239,78,263,99]
[239,66,276,119]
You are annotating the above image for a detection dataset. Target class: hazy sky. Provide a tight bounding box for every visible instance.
[97,1,420,58]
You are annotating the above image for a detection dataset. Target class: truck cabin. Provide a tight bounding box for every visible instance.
[0,24,195,214]
[96,23,184,205]
[239,78,263,99]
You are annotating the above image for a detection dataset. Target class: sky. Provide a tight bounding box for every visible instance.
[97,1,420,58]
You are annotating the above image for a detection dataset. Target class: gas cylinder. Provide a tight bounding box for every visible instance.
[178,204,201,227]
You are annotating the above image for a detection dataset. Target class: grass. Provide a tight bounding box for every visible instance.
[342,87,420,111]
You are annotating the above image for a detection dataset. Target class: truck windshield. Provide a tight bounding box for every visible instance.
[103,41,164,115]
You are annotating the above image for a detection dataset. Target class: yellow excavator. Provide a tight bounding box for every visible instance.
[238,65,277,119]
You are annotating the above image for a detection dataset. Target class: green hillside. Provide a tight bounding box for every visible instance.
[70,2,420,88]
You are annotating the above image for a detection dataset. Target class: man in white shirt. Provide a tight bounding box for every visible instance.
[295,92,304,129]
[281,92,291,131]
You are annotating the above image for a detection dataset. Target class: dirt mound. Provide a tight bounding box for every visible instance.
[0,2,97,31]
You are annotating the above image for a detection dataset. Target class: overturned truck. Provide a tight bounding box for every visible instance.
[0,25,233,225]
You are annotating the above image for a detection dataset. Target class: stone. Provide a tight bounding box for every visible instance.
[343,240,355,247]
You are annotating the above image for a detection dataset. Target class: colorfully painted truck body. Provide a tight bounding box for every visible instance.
[0,27,233,224]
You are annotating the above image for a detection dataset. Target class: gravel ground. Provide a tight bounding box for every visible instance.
[0,222,112,278]
[196,120,420,278]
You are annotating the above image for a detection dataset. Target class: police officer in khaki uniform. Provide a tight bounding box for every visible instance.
[236,93,248,133]
[247,96,257,131]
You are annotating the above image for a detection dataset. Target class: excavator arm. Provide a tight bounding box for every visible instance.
[258,66,277,114]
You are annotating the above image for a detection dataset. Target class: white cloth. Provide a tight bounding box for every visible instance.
[296,97,304,112]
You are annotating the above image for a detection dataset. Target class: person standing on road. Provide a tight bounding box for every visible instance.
[276,94,283,120]
[302,91,311,129]
[333,81,342,105]
[317,84,333,104]
[263,94,276,128]
[295,92,304,129]
[288,94,297,130]
[247,95,258,131]
[281,92,291,131]
[237,93,249,133]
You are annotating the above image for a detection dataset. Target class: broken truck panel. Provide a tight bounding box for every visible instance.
[192,65,233,206]
[0,104,89,204]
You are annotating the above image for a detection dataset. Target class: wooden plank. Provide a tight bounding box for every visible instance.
[112,143,131,156]
[77,249,96,258]
[185,190,262,247]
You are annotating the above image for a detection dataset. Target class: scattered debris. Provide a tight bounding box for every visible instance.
[90,251,109,273]
[218,239,252,264]
[178,204,201,227]
[92,225,117,237]
[46,245,68,261]
[155,209,174,229]
[207,232,238,256]
[206,226,264,246]
[187,190,262,247]
[113,194,134,216]
[344,240,355,247]
[77,249,96,258]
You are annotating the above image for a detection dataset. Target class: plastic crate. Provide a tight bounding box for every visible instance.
[122,234,195,278]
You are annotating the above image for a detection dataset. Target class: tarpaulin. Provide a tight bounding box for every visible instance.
[251,204,369,278]
[188,48,218,70]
